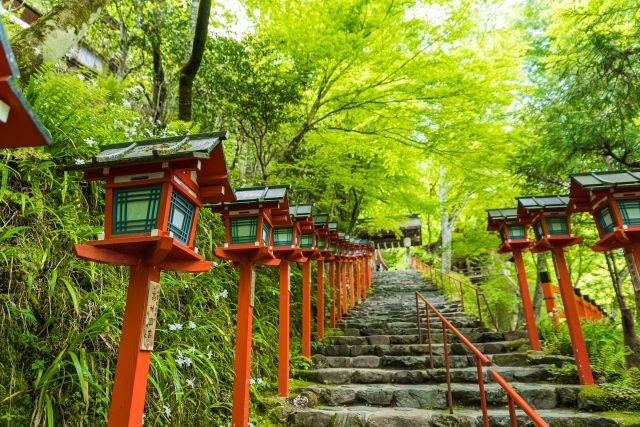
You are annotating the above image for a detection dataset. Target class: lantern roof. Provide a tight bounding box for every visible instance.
[516,195,569,219]
[487,208,518,221]
[1,20,52,148]
[209,185,290,210]
[290,203,313,219]
[570,170,640,191]
[314,214,329,227]
[486,208,518,231]
[328,222,338,232]
[67,132,235,204]
[338,232,345,239]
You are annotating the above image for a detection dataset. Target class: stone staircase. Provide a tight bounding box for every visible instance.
[288,270,620,427]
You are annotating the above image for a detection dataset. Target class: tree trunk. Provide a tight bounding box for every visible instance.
[439,166,452,274]
[10,0,109,81]
[150,27,167,124]
[178,0,211,122]
[532,252,545,321]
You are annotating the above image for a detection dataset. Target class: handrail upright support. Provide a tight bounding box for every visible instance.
[442,319,453,414]
[507,395,518,427]
[476,289,484,333]
[426,305,433,369]
[476,356,489,427]
[415,292,423,345]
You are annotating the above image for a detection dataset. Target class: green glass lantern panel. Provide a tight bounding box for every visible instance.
[168,190,195,244]
[330,243,336,254]
[617,200,640,227]
[113,185,162,235]
[595,205,616,235]
[273,227,293,247]
[300,233,313,248]
[318,237,326,249]
[230,217,258,244]
[262,220,271,245]
[546,217,568,236]
[349,248,354,255]
[533,221,544,240]
[507,225,526,240]
[499,228,506,242]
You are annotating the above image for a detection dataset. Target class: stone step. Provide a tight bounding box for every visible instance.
[288,407,619,427]
[295,366,551,385]
[321,331,526,345]
[299,383,582,410]
[316,341,514,358]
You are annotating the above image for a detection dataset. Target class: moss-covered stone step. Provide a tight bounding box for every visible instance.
[298,383,583,410]
[288,406,619,427]
[295,365,552,385]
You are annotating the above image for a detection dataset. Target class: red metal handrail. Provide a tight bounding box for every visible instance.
[412,258,498,331]
[415,291,548,427]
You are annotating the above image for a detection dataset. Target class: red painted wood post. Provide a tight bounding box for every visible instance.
[349,261,355,307]
[231,261,255,427]
[302,261,311,358]
[337,261,343,320]
[329,261,336,328]
[107,265,160,427]
[342,262,348,314]
[278,261,290,397]
[317,260,325,339]
[513,250,541,351]
[356,260,362,301]
[552,248,594,385]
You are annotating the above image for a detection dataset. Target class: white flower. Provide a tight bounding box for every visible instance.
[186,378,195,388]
[169,323,183,331]
[189,346,196,354]
[188,321,196,329]
[249,378,256,385]
[34,47,41,55]
[257,378,263,385]
[176,355,192,367]
[184,284,189,289]
[74,159,85,165]
[84,138,96,146]
[142,413,145,425]
[101,304,107,309]
[123,99,132,108]
[212,261,218,266]
[248,423,255,427]
[163,405,171,419]
[221,289,229,299]
[207,351,213,359]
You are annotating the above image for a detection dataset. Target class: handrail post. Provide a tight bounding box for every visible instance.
[476,356,489,427]
[475,288,484,333]
[507,395,518,427]
[415,292,423,345]
[442,319,453,414]
[426,305,434,369]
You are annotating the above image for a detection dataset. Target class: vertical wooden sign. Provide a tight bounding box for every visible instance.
[625,252,640,292]
[250,270,256,307]
[140,281,161,351]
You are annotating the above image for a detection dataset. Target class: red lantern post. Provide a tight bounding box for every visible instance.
[208,185,291,427]
[328,222,340,325]
[66,132,235,426]
[0,21,51,148]
[487,208,541,351]
[291,204,321,358]
[348,237,356,307]
[516,196,594,385]
[266,197,306,398]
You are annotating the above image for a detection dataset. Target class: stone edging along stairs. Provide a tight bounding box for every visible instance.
[287,270,621,427]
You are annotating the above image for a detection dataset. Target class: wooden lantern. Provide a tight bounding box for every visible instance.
[65,132,234,427]
[289,203,317,358]
[313,214,330,339]
[569,170,640,295]
[516,195,593,385]
[486,208,540,350]
[0,20,52,148]
[206,184,290,427]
